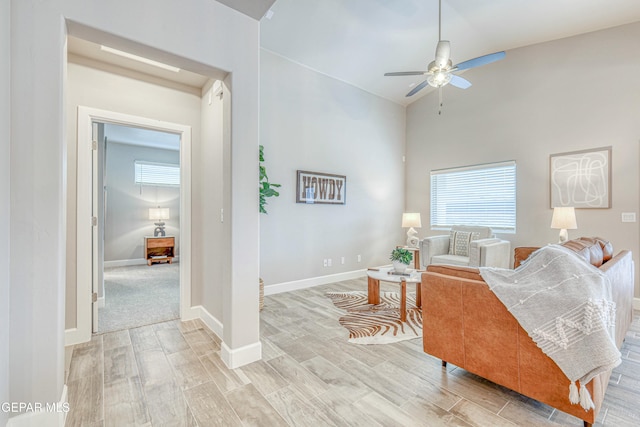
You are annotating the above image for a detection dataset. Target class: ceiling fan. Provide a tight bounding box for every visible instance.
[385,0,505,100]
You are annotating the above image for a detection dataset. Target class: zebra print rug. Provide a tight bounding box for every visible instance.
[326,291,422,345]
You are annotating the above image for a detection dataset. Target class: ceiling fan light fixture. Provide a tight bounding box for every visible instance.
[427,70,452,88]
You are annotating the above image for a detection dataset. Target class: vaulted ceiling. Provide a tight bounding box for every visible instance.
[261,0,640,105]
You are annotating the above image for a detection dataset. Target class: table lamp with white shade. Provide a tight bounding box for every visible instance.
[402,212,422,248]
[550,207,577,243]
[149,207,170,237]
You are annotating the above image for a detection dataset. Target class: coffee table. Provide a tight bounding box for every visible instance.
[366,267,422,322]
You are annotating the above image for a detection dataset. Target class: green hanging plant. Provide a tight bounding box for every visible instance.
[259,145,281,214]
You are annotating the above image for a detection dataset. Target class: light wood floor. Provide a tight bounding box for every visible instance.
[66,278,640,427]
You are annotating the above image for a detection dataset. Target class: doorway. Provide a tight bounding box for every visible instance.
[74,107,193,343]
[98,122,182,333]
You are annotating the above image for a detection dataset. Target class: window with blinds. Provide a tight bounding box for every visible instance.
[134,161,180,186]
[430,161,516,233]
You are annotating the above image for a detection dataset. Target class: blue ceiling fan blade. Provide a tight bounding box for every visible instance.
[454,51,505,71]
[406,80,429,97]
[449,74,472,89]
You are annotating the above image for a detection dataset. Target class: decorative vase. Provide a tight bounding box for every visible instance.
[392,260,409,273]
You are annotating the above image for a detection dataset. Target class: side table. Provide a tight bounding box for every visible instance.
[144,236,175,265]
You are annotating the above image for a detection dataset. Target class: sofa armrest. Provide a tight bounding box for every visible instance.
[599,250,634,347]
[468,238,498,266]
[479,240,511,268]
[419,235,450,268]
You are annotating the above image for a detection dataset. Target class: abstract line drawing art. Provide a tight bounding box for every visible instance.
[550,147,611,209]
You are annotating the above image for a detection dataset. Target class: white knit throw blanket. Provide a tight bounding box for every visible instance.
[480,245,620,410]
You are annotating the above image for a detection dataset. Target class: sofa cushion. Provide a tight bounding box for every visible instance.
[426,264,484,281]
[562,238,605,267]
[448,230,480,257]
[579,237,613,262]
[513,237,613,269]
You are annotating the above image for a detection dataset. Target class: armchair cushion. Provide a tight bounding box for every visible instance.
[448,230,481,257]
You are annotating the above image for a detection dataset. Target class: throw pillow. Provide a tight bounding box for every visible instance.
[448,231,480,257]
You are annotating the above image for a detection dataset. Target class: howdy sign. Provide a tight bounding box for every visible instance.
[296,170,346,205]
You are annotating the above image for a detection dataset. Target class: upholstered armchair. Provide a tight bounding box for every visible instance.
[419,225,511,269]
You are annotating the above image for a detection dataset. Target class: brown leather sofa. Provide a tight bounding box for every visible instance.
[420,237,634,426]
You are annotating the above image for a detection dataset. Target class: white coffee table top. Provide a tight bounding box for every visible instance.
[367,267,422,283]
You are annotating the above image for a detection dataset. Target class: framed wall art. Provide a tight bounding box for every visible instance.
[550,146,611,209]
[296,170,346,205]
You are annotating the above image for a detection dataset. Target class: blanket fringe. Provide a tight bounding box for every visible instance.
[569,381,580,404]
[579,383,595,410]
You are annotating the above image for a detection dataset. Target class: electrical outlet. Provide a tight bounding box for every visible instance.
[622,212,636,223]
[328,258,332,267]
[323,259,328,267]
[357,254,362,262]
[341,257,345,265]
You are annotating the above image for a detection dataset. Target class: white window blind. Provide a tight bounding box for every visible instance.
[134,161,180,186]
[430,161,516,233]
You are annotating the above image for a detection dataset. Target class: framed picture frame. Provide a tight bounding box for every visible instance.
[550,146,611,209]
[296,170,346,205]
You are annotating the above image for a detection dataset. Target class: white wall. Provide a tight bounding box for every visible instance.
[260,51,406,288]
[406,22,640,298]
[66,58,201,327]
[1,0,10,424]
[104,142,180,262]
[195,81,225,318]
[10,0,260,416]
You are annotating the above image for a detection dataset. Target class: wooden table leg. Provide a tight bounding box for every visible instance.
[415,282,421,307]
[368,276,380,305]
[400,278,407,322]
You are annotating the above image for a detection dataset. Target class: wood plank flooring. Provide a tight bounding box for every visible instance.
[66,278,640,426]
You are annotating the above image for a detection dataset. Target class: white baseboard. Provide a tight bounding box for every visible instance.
[104,258,147,268]
[6,385,68,427]
[189,305,258,369]
[221,340,262,369]
[104,257,180,268]
[64,327,90,347]
[264,269,367,296]
[191,305,223,339]
[634,297,640,311]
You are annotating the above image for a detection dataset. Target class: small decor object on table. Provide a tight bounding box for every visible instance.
[390,248,413,273]
[402,212,422,248]
[149,207,170,237]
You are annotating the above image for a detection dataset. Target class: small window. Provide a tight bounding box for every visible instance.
[430,161,516,233]
[134,161,180,186]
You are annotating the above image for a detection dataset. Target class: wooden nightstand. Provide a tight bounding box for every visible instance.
[145,236,175,265]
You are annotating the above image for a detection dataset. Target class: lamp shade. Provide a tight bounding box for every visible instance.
[149,207,170,221]
[550,207,577,230]
[402,212,422,228]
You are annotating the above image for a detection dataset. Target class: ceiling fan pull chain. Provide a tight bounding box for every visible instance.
[438,87,443,115]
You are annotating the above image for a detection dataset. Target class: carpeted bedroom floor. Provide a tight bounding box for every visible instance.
[99,263,179,334]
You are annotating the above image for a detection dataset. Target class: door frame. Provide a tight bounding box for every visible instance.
[70,106,192,344]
